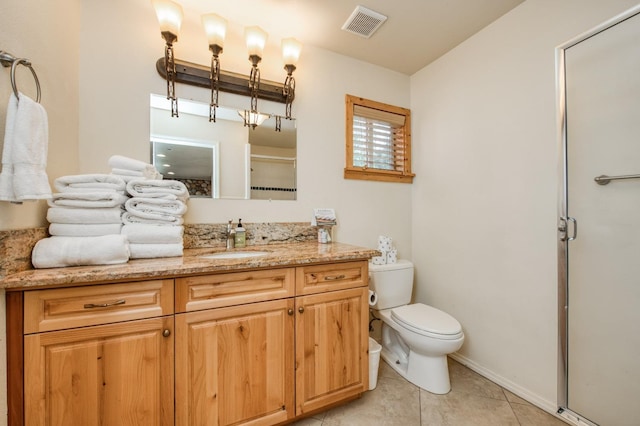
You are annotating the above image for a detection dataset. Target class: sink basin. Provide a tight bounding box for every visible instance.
[199,251,269,259]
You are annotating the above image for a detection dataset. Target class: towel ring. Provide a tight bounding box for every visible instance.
[0,51,41,103]
[10,58,41,103]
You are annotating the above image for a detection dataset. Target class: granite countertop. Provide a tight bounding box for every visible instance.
[0,241,378,291]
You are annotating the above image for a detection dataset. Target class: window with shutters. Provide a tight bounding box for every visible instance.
[344,94,414,183]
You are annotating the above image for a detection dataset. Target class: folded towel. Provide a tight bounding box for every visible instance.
[54,174,125,193]
[121,211,184,226]
[0,92,52,201]
[122,224,183,244]
[111,167,163,179]
[126,179,189,201]
[48,191,128,208]
[47,206,123,224]
[111,173,149,183]
[31,235,130,268]
[129,243,183,259]
[108,155,160,174]
[124,197,186,224]
[49,223,123,237]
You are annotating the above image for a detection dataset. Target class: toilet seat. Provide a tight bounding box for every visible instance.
[391,303,463,340]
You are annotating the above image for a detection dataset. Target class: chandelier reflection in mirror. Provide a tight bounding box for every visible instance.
[151,0,302,127]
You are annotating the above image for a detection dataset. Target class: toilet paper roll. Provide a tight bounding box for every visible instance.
[371,252,387,265]
[377,235,393,252]
[387,249,397,264]
[368,290,378,306]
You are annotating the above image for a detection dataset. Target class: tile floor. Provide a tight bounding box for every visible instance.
[292,357,569,426]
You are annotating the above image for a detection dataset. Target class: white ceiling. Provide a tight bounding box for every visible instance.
[178,0,525,75]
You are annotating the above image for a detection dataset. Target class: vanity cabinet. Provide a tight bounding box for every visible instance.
[9,260,369,426]
[21,279,174,426]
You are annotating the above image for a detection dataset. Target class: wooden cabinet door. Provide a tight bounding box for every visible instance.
[175,298,295,426]
[295,287,369,416]
[24,316,174,426]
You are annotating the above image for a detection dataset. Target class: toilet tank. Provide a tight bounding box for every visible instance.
[369,259,414,310]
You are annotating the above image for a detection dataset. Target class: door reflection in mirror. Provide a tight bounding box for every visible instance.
[150,94,297,200]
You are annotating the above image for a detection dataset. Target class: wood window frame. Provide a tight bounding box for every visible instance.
[344,94,414,183]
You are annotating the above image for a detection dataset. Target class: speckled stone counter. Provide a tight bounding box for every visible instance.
[0,242,378,291]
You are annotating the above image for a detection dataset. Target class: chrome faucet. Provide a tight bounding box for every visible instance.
[226,220,235,249]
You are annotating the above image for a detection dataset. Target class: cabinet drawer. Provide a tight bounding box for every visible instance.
[175,268,295,312]
[296,261,368,295]
[24,279,174,334]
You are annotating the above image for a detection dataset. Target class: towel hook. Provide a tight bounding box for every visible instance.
[0,50,41,103]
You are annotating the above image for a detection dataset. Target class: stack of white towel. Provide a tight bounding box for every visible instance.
[109,154,162,182]
[122,178,189,259]
[32,174,130,268]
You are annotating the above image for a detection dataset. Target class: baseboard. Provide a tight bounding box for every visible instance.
[448,353,573,424]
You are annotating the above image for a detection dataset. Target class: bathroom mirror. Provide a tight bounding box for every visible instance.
[150,94,297,200]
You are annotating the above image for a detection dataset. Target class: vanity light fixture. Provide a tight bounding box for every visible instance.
[151,0,183,117]
[244,26,268,127]
[152,3,302,126]
[201,13,227,122]
[281,37,302,119]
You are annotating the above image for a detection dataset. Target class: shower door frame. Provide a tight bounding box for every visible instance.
[556,4,640,425]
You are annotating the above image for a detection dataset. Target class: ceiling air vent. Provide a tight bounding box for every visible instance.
[341,5,388,39]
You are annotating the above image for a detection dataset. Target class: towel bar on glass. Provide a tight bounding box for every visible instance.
[594,173,640,185]
[0,50,41,103]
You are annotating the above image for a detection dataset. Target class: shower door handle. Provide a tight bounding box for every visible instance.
[559,217,577,241]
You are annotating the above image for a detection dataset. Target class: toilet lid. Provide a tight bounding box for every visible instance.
[391,303,462,337]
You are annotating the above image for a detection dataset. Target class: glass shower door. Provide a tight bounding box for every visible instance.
[560,7,640,426]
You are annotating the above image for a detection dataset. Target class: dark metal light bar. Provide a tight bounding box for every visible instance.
[156,57,291,104]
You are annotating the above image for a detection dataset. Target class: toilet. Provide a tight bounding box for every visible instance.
[369,259,464,394]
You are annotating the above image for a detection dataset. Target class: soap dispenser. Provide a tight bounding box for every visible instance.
[234,219,246,248]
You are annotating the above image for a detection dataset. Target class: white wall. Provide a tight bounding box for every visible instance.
[0,0,81,231]
[410,0,639,412]
[78,0,413,254]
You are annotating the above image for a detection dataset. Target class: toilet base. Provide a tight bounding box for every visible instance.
[380,347,452,394]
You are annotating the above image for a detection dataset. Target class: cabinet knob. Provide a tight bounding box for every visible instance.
[162,329,171,337]
[287,309,294,316]
[298,307,305,314]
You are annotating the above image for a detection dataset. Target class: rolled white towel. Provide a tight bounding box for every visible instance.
[47,206,123,224]
[126,179,189,201]
[122,224,183,244]
[129,243,183,259]
[49,223,123,237]
[111,168,163,180]
[121,211,184,226]
[54,174,125,193]
[108,155,158,173]
[125,197,186,221]
[48,192,128,209]
[31,235,130,268]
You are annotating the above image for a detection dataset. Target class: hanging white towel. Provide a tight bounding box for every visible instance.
[47,206,123,224]
[31,234,130,268]
[0,93,18,201]
[126,179,189,201]
[54,174,125,193]
[11,93,51,200]
[122,224,183,244]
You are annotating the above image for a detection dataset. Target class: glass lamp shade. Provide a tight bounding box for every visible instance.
[201,13,227,49]
[245,26,268,58]
[281,38,302,67]
[238,110,270,127]
[152,0,184,37]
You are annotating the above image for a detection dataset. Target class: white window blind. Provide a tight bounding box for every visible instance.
[352,105,406,171]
